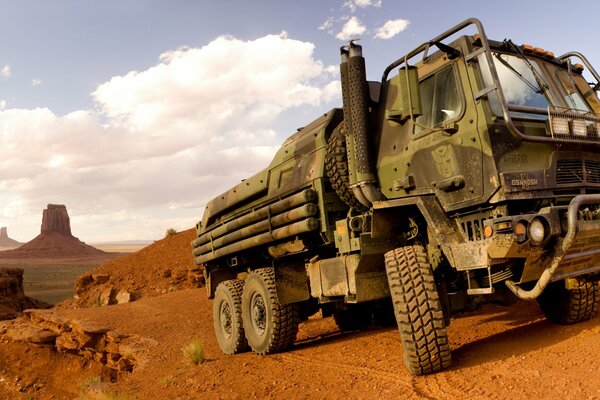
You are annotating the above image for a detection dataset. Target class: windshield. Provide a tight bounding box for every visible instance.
[478,52,557,119]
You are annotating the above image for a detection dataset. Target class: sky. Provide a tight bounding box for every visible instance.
[1,0,600,243]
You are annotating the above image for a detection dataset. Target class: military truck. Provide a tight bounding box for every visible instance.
[192,18,600,375]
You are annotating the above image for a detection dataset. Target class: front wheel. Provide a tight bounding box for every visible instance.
[385,245,451,375]
[242,268,300,354]
[537,279,599,324]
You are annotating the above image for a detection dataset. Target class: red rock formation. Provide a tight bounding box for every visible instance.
[41,205,72,236]
[0,204,105,259]
[0,268,24,297]
[0,268,51,320]
[0,227,23,250]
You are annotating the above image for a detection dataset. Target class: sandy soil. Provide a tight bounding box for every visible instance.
[1,286,599,400]
[1,229,598,399]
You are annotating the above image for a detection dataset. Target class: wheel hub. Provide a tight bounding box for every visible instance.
[219,301,232,339]
[250,292,266,335]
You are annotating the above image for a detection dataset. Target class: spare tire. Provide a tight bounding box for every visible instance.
[325,125,368,212]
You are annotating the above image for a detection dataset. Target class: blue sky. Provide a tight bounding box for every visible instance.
[1,0,599,242]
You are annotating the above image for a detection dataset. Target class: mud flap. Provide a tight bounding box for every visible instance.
[274,261,310,305]
[206,269,236,299]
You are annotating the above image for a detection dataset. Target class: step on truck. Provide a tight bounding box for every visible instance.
[192,18,600,374]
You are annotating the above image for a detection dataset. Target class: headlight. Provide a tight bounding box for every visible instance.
[528,217,546,245]
[551,117,570,135]
[572,119,588,137]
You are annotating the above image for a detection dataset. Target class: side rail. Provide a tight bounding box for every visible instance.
[558,51,600,92]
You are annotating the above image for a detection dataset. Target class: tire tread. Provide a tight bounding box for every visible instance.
[384,245,451,375]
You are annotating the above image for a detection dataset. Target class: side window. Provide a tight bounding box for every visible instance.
[415,66,461,134]
[556,69,591,112]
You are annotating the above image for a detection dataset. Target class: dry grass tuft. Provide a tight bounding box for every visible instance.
[183,338,205,365]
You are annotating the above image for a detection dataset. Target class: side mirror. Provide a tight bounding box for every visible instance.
[386,66,422,123]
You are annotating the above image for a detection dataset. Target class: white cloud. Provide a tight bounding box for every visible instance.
[0,65,10,79]
[355,0,382,8]
[319,17,334,32]
[31,78,42,86]
[0,100,6,110]
[374,19,410,40]
[0,33,340,242]
[343,0,382,12]
[335,16,367,41]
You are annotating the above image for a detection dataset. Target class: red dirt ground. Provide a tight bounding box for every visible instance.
[0,229,599,399]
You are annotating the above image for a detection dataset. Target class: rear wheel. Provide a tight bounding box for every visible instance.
[384,245,451,375]
[213,279,248,355]
[242,268,300,354]
[537,279,599,324]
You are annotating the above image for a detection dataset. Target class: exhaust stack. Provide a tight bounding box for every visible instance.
[340,41,385,208]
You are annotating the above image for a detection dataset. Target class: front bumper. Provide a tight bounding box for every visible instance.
[506,194,600,299]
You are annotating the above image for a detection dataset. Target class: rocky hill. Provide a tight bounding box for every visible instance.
[0,204,105,259]
[64,229,202,308]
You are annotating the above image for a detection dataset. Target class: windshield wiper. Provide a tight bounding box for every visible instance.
[563,59,582,110]
[494,53,541,93]
[505,39,555,106]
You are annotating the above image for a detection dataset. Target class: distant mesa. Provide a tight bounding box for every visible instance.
[0,204,106,259]
[0,227,23,250]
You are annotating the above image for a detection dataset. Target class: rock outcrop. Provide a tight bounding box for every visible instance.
[0,227,23,250]
[0,268,51,320]
[4,309,157,372]
[0,204,105,259]
[41,205,72,236]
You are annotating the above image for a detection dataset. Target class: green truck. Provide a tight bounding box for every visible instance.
[192,18,600,374]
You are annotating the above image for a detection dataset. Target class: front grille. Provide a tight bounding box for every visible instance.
[586,160,600,183]
[460,217,488,241]
[556,159,600,185]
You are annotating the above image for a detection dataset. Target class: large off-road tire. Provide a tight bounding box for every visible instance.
[333,303,373,331]
[384,245,451,375]
[242,268,300,354]
[325,126,368,212]
[213,279,248,355]
[537,279,600,325]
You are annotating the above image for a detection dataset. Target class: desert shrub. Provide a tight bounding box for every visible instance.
[159,376,173,387]
[78,374,135,400]
[165,228,178,238]
[78,375,101,392]
[183,338,205,365]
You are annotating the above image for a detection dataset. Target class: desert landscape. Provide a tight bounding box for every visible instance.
[0,214,599,399]
[3,3,600,400]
